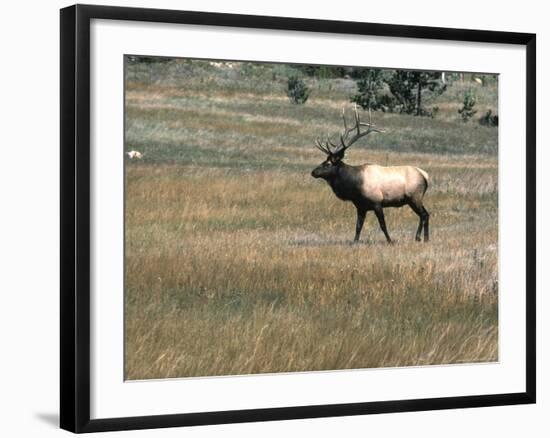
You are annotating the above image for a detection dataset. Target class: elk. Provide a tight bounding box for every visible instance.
[311,106,430,243]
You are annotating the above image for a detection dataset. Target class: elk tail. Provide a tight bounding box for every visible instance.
[416,167,429,194]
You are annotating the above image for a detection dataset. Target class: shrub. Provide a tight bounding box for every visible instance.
[479,109,499,127]
[287,76,310,104]
[458,89,477,122]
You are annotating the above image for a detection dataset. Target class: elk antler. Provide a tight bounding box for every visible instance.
[315,133,339,155]
[314,138,329,154]
[314,104,384,156]
[338,104,384,152]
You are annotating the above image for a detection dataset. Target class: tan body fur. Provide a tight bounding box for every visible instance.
[360,164,429,207]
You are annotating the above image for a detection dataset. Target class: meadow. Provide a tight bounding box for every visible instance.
[124,60,498,380]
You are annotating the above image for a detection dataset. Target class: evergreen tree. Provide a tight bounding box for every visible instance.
[287,76,310,104]
[458,89,477,122]
[385,70,446,116]
[350,69,387,111]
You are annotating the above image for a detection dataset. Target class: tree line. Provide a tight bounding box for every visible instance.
[287,66,497,126]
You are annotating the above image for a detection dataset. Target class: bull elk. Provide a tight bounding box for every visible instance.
[311,106,430,243]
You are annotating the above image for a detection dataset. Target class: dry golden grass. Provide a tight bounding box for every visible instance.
[124,63,498,380]
[125,158,498,379]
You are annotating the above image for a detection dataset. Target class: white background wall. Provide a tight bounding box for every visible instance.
[0,0,546,436]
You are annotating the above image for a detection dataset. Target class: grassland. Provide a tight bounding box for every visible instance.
[124,60,498,380]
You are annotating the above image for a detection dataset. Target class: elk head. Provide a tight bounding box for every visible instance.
[311,105,383,180]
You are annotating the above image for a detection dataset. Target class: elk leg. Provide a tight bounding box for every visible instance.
[354,208,367,242]
[407,201,424,242]
[415,220,423,241]
[422,207,430,242]
[374,206,392,243]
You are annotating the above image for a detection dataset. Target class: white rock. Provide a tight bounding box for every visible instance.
[127,150,143,159]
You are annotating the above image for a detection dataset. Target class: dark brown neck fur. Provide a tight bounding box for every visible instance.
[325,162,365,204]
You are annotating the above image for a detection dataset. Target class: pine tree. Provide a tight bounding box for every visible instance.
[287,76,310,105]
[350,69,386,111]
[385,70,446,116]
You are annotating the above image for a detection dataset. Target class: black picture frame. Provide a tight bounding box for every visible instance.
[60,4,536,433]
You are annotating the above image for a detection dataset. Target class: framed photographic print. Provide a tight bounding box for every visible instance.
[60,4,536,433]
